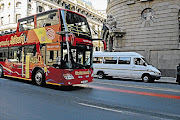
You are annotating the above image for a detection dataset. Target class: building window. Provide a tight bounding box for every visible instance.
[8,15,10,24]
[28,4,31,10]
[16,14,21,23]
[141,8,154,21]
[57,0,61,4]
[37,6,45,13]
[1,17,4,25]
[16,2,21,8]
[8,2,11,8]
[178,10,180,43]
[1,3,4,11]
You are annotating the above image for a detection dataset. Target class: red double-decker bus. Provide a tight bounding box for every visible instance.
[0,8,93,86]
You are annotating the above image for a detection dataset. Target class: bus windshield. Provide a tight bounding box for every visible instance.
[61,10,91,39]
[62,43,93,69]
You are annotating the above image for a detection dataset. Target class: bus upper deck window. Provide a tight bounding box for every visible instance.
[19,17,34,31]
[36,10,59,28]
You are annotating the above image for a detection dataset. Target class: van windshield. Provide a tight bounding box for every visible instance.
[142,58,150,65]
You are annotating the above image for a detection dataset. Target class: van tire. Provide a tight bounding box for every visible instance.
[178,81,180,85]
[97,72,105,79]
[142,74,152,83]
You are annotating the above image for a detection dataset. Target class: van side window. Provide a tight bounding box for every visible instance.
[104,57,117,64]
[93,57,103,63]
[118,57,130,64]
[134,58,144,65]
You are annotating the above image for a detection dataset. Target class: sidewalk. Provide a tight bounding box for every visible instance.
[158,77,177,83]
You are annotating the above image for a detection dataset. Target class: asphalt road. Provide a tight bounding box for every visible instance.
[0,77,180,120]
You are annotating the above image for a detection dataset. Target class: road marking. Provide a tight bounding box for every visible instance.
[90,85,180,100]
[93,81,180,93]
[78,103,122,113]
[78,102,180,120]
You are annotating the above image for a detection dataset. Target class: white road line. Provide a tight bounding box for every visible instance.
[93,81,180,93]
[78,103,122,113]
[78,103,180,120]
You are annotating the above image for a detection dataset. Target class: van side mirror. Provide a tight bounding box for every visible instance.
[143,62,147,66]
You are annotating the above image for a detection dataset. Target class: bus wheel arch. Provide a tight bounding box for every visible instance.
[142,73,152,83]
[97,71,105,79]
[0,64,4,77]
[32,67,45,86]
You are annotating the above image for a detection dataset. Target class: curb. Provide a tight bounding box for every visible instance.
[158,77,177,83]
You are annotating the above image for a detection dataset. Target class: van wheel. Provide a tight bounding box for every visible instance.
[0,65,3,77]
[34,69,45,86]
[178,81,180,85]
[142,74,151,83]
[97,72,105,79]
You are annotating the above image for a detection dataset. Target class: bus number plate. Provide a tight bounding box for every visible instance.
[81,80,88,84]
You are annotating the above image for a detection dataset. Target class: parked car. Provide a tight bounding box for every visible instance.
[93,52,161,83]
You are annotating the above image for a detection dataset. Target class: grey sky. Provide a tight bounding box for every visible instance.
[90,0,107,10]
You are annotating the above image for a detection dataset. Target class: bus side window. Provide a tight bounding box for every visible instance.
[40,44,46,62]
[0,47,8,62]
[24,45,36,57]
[8,46,21,63]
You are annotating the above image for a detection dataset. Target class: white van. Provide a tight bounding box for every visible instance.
[93,52,161,83]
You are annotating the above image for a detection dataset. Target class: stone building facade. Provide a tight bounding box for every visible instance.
[0,0,105,39]
[106,0,180,77]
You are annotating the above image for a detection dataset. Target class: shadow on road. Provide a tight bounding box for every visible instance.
[3,76,91,91]
[99,77,179,85]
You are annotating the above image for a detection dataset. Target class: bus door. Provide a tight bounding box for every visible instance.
[23,45,37,78]
[40,43,63,83]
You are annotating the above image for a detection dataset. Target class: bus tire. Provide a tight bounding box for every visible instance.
[142,74,151,83]
[0,65,3,78]
[34,69,45,86]
[97,71,105,79]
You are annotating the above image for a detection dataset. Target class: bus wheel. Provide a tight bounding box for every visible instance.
[97,72,104,79]
[0,66,3,77]
[142,74,151,83]
[34,69,45,86]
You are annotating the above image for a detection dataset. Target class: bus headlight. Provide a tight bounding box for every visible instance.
[63,74,74,80]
